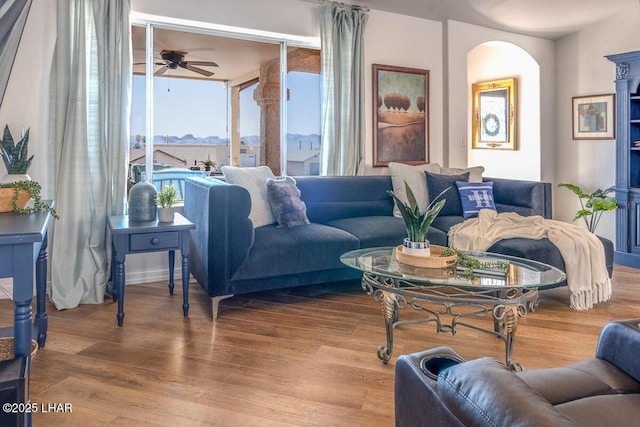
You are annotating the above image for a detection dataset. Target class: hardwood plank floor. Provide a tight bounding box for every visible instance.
[1,264,637,426]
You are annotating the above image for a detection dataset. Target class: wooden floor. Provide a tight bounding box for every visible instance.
[1,264,637,426]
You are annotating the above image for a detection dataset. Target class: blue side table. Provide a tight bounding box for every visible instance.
[107,213,195,326]
[0,206,52,357]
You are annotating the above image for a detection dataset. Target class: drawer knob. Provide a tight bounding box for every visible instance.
[151,238,160,245]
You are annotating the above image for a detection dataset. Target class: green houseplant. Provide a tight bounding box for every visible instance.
[0,125,33,179]
[157,183,178,222]
[201,154,216,172]
[387,181,448,257]
[557,183,617,233]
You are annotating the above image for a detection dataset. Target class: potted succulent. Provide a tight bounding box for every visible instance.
[157,183,178,222]
[557,183,617,233]
[388,181,448,257]
[0,125,57,218]
[0,125,33,183]
[201,154,216,172]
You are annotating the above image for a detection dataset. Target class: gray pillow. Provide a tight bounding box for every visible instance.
[266,176,310,228]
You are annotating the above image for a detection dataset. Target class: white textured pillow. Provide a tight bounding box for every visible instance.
[221,166,276,228]
[388,162,442,218]
[440,166,484,183]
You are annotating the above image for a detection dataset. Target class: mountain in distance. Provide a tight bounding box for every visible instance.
[130,133,321,149]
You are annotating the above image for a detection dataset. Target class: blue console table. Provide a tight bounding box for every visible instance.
[0,207,52,358]
[107,213,195,326]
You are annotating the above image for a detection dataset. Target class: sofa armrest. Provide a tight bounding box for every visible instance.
[395,347,466,427]
[487,177,552,218]
[438,358,578,426]
[596,319,640,382]
[184,177,254,297]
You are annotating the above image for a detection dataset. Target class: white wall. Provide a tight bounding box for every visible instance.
[447,20,556,183]
[467,42,541,181]
[554,8,640,243]
[0,0,56,199]
[363,10,443,174]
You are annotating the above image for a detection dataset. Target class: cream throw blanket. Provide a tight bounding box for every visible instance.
[448,210,612,310]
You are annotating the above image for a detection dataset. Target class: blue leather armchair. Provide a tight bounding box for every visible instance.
[395,319,640,426]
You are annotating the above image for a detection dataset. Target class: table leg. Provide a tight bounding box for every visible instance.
[35,233,48,348]
[377,291,398,364]
[168,250,175,295]
[115,255,126,327]
[494,303,524,371]
[13,300,32,357]
[181,254,189,316]
[111,244,117,302]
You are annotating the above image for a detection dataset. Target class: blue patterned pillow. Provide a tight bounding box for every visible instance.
[456,181,497,219]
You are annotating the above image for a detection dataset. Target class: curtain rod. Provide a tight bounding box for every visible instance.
[318,0,370,12]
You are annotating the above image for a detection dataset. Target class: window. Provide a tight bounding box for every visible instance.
[129,19,321,198]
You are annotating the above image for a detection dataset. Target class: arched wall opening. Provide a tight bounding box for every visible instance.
[467,41,541,180]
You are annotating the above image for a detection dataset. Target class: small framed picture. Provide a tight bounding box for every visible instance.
[471,78,517,150]
[572,94,615,140]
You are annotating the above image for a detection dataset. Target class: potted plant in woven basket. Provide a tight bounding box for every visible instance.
[0,180,58,218]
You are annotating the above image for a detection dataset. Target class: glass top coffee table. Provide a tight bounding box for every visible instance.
[340,246,566,370]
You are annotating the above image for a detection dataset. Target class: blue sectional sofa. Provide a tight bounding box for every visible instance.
[183,175,606,320]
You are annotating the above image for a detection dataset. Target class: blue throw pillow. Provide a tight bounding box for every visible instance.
[425,171,470,217]
[456,181,497,219]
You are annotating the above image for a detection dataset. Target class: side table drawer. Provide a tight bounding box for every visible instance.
[129,232,179,251]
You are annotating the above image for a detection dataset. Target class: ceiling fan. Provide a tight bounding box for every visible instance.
[152,50,218,77]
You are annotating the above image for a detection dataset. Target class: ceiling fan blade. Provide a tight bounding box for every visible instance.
[185,61,219,67]
[154,66,169,76]
[184,64,214,77]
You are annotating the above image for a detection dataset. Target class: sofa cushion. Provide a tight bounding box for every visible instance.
[556,394,640,427]
[326,216,448,248]
[440,165,484,182]
[486,237,565,273]
[517,358,640,405]
[425,171,469,217]
[388,162,442,218]
[456,181,497,218]
[232,223,359,280]
[221,165,276,227]
[266,176,310,228]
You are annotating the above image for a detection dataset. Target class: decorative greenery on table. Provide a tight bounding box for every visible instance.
[157,183,178,208]
[557,183,617,233]
[440,247,509,279]
[387,181,449,243]
[0,180,58,219]
[0,125,33,174]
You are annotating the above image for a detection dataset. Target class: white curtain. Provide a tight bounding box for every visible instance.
[319,1,368,176]
[48,0,131,309]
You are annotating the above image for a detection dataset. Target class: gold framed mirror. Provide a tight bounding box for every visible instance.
[471,78,517,150]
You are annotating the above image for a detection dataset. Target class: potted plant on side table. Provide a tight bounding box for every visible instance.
[157,183,178,222]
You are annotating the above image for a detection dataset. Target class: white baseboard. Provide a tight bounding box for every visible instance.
[124,267,180,285]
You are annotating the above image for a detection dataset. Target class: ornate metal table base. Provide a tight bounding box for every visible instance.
[362,272,539,371]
